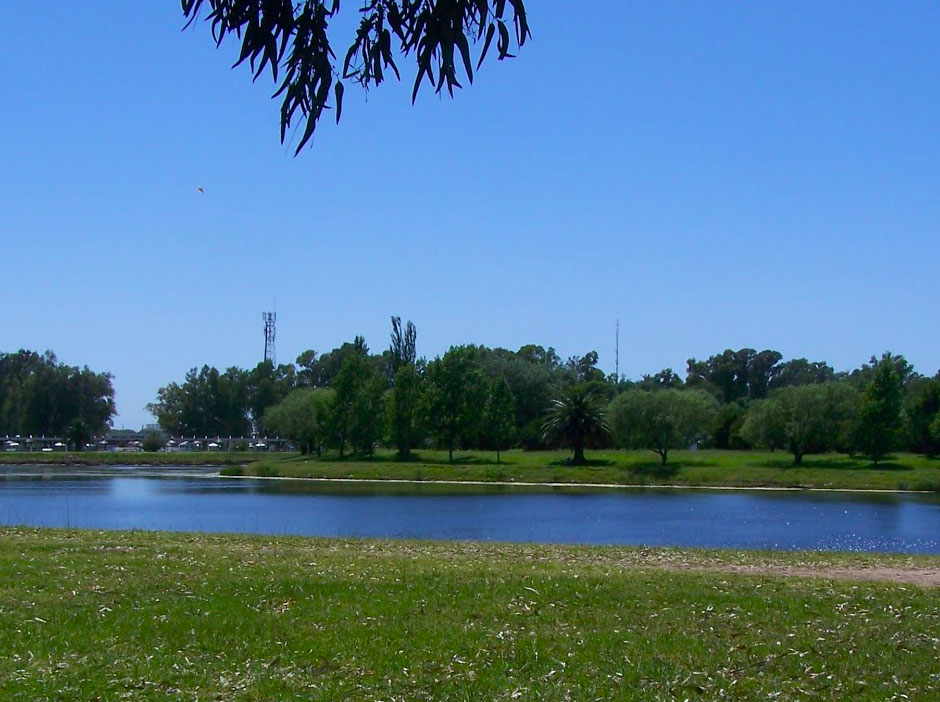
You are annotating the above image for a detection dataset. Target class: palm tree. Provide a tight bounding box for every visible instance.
[541,385,610,465]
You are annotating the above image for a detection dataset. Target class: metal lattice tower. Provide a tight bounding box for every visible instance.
[262,312,277,366]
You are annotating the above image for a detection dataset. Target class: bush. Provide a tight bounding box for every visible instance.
[142,431,166,452]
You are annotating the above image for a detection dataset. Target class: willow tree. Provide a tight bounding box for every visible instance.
[608,389,718,465]
[182,0,531,152]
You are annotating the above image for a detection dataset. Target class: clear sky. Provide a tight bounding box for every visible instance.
[2,2,938,429]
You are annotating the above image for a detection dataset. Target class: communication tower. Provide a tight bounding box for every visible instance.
[615,319,620,381]
[262,312,277,366]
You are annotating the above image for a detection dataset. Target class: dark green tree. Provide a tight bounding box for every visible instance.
[477,345,567,449]
[330,349,384,457]
[0,350,115,438]
[637,368,684,391]
[423,346,486,462]
[711,402,747,450]
[541,385,610,466]
[148,365,251,437]
[387,364,423,459]
[247,361,296,430]
[295,349,319,387]
[481,377,516,463]
[182,0,530,152]
[686,348,782,403]
[350,374,385,455]
[388,316,417,378]
[855,355,903,464]
[905,376,940,456]
[300,338,381,388]
[566,351,606,383]
[768,358,837,390]
[930,413,940,446]
[848,352,919,390]
[64,418,93,452]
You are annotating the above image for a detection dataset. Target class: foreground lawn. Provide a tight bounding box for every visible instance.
[230,449,940,491]
[1,529,938,700]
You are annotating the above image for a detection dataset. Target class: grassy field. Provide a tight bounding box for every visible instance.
[223,448,940,491]
[0,528,938,700]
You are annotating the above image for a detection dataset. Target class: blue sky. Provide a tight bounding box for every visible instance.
[2,2,938,429]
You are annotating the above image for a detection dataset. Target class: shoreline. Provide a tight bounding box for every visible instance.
[216,472,939,494]
[3,451,937,494]
[4,462,932,494]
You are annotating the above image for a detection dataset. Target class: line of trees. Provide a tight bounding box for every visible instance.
[0,350,116,450]
[148,322,940,465]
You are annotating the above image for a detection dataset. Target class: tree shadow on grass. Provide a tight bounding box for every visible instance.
[546,458,615,468]
[753,456,914,472]
[443,455,504,466]
[628,462,680,480]
[861,461,914,472]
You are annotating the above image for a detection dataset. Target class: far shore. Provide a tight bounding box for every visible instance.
[2,448,938,492]
[216,472,940,495]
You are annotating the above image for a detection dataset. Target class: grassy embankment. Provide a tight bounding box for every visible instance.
[2,448,939,490]
[224,449,940,492]
[0,451,253,467]
[1,528,938,700]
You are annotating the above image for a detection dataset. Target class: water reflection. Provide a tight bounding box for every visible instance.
[0,466,938,553]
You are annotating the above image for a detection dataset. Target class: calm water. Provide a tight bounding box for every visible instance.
[2,465,940,553]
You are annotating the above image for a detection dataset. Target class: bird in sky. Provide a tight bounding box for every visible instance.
[196,186,204,193]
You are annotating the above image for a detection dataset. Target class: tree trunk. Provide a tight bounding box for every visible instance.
[572,443,585,465]
[449,444,453,463]
[659,449,668,465]
[793,451,803,466]
[497,449,501,464]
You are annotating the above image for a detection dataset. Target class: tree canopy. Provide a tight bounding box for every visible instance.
[182,0,531,152]
[140,337,940,466]
[609,388,718,465]
[0,350,115,438]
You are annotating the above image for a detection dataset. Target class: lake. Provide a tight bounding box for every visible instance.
[2,465,940,553]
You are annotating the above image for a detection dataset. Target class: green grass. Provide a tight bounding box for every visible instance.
[0,528,937,700]
[229,448,940,491]
[3,448,939,491]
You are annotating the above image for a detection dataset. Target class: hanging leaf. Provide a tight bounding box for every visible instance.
[182,0,531,153]
[334,81,344,123]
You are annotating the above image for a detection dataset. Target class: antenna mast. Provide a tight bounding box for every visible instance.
[262,311,277,366]
[615,319,620,381]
